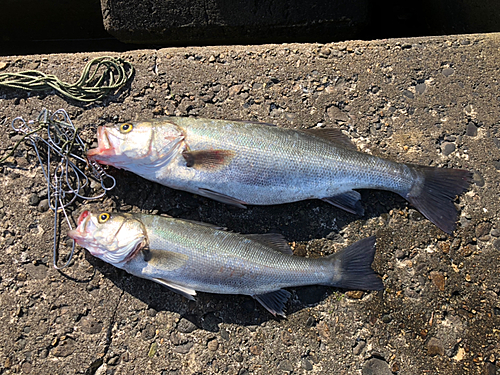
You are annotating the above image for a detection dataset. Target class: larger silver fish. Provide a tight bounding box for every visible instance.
[87,117,471,233]
[68,210,382,316]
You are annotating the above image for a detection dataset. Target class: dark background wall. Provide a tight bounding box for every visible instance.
[1,0,499,55]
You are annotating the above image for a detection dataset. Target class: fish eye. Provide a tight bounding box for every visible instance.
[98,212,110,223]
[119,123,133,133]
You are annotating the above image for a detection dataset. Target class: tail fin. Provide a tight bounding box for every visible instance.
[330,236,383,291]
[406,166,472,234]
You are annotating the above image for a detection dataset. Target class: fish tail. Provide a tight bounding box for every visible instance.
[329,236,383,291]
[405,166,472,234]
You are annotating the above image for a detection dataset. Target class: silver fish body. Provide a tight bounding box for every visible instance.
[88,117,471,233]
[68,211,382,316]
[155,118,414,204]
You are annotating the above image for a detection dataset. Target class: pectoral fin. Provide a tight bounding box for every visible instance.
[303,128,357,150]
[153,278,197,300]
[197,188,247,208]
[322,191,364,215]
[182,149,236,170]
[253,289,291,317]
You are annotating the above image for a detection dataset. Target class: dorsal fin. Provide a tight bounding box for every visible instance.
[244,233,293,255]
[182,219,226,230]
[303,128,357,150]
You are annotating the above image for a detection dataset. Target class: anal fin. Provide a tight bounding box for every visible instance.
[322,191,364,215]
[253,289,291,317]
[153,278,197,300]
[197,188,247,208]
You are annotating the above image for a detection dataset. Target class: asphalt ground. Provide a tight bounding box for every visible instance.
[0,33,499,374]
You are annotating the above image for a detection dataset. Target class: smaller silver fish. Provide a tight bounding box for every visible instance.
[68,210,383,316]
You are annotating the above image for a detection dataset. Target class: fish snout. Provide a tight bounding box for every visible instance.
[87,126,114,160]
[67,229,80,241]
[77,210,90,226]
[68,211,93,240]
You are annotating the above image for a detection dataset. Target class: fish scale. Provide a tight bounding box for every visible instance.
[138,214,331,293]
[164,119,413,202]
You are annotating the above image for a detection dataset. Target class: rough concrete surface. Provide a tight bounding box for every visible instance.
[0,33,499,374]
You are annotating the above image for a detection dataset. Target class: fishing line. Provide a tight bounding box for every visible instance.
[2,108,116,269]
[0,56,134,102]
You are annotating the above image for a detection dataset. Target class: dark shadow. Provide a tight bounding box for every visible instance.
[57,258,97,284]
[103,168,406,243]
[0,38,134,57]
[71,167,406,330]
[2,1,500,56]
[85,252,380,331]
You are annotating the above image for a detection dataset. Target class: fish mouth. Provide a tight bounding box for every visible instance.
[67,210,92,241]
[87,126,115,162]
[77,210,90,226]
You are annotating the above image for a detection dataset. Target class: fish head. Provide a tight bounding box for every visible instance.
[68,210,147,266]
[87,120,184,169]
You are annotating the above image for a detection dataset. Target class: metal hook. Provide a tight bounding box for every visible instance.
[51,172,76,270]
[4,108,115,269]
[89,159,116,191]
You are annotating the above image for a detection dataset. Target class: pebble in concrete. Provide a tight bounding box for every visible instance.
[362,358,392,375]
[176,317,197,333]
[466,122,478,137]
[441,142,456,156]
[427,337,445,356]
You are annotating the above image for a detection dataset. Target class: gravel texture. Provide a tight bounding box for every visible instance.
[0,33,500,374]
